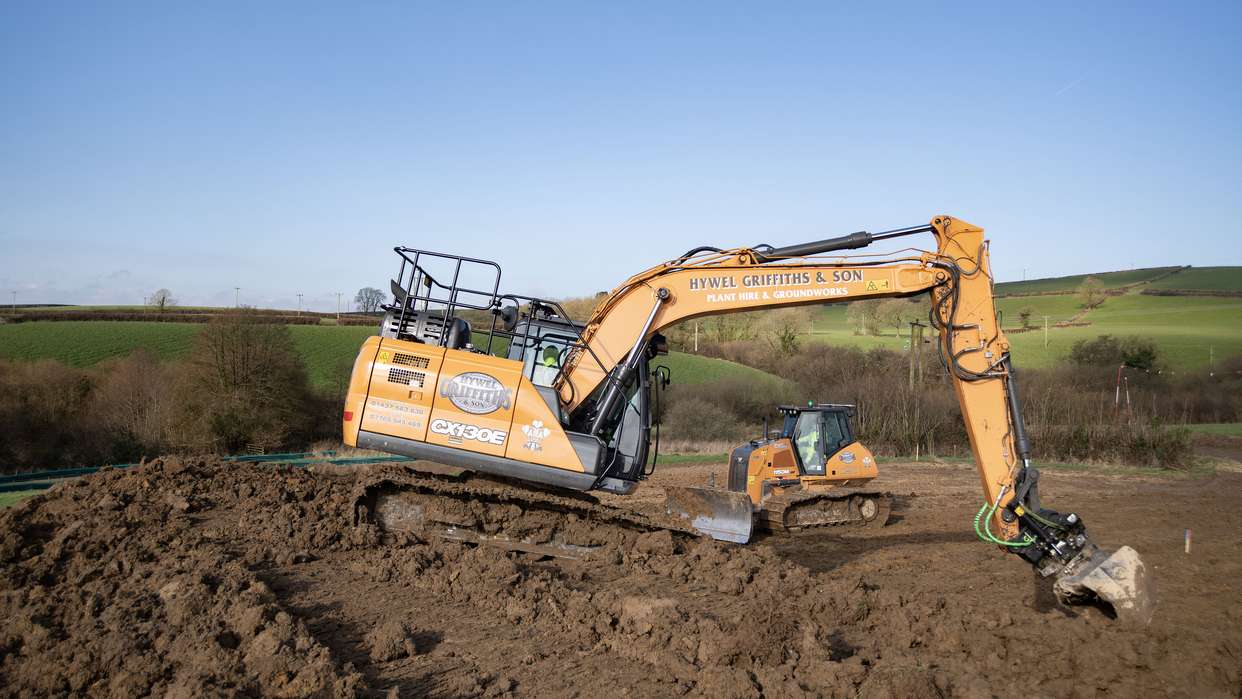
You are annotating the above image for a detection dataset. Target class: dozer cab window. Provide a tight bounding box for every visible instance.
[822,411,851,454]
[793,412,826,475]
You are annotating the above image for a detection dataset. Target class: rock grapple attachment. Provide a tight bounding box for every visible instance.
[1003,468,1156,624]
[1054,545,1156,626]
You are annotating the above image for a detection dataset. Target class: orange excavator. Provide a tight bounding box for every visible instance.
[342,215,1153,623]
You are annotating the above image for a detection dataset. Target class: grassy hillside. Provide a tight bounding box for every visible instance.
[995,267,1181,296]
[810,293,1242,369]
[0,321,779,389]
[657,351,788,387]
[1146,266,1242,291]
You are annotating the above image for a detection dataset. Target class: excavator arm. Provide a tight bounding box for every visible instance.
[558,215,1153,623]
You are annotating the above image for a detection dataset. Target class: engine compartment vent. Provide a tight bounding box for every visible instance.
[392,353,430,369]
[387,367,426,388]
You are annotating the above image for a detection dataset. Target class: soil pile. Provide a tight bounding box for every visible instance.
[1,458,1239,697]
[0,458,361,697]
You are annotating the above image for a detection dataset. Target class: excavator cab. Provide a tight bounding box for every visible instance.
[346,246,661,498]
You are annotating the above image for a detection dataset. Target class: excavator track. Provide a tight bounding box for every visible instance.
[757,488,892,534]
[353,464,700,560]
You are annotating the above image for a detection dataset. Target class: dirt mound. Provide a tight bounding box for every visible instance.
[0,458,361,697]
[2,457,1240,697]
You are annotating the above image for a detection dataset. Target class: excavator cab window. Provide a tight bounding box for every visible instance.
[508,323,578,388]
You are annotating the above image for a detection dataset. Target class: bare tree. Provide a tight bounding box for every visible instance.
[354,287,385,313]
[1077,276,1106,309]
[846,300,882,335]
[759,308,812,355]
[877,298,916,336]
[175,311,314,453]
[1018,305,1037,329]
[148,288,177,313]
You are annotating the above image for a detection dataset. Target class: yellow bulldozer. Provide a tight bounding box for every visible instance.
[341,215,1153,623]
[726,403,889,533]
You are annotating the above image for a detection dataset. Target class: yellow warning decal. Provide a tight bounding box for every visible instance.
[1014,505,1026,516]
[865,279,891,291]
[378,350,392,363]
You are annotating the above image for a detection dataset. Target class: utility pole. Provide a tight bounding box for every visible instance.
[336,292,342,320]
[234,287,241,308]
[1043,315,1049,349]
[296,293,303,316]
[693,321,699,353]
[908,320,925,389]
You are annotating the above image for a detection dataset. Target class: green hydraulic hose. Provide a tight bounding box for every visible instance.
[973,501,1036,548]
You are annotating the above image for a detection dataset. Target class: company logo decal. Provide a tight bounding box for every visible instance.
[440,372,512,414]
[840,452,855,464]
[430,418,507,446]
[520,420,551,452]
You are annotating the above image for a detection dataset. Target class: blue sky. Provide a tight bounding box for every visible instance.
[1,1,1239,310]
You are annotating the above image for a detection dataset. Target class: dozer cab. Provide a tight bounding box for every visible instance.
[726,404,890,532]
[342,216,1155,624]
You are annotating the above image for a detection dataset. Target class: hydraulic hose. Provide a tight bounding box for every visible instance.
[973,502,1036,548]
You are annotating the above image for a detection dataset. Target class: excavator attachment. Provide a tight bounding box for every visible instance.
[1054,545,1156,626]
[663,486,755,544]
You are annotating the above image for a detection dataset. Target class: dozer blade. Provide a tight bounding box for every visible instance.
[1054,544,1156,626]
[663,486,754,544]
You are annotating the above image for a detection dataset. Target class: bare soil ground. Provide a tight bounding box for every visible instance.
[1,457,1239,698]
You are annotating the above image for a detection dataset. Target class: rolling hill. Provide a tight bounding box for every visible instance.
[0,321,782,390]
[2,265,1239,379]
[810,265,1242,369]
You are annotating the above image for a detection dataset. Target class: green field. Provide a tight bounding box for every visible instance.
[657,352,787,387]
[1146,267,1242,292]
[0,321,779,390]
[995,267,1182,296]
[809,293,1242,369]
[0,492,35,509]
[0,321,202,364]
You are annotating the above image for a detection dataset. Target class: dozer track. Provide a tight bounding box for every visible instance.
[757,488,892,534]
[353,464,700,560]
